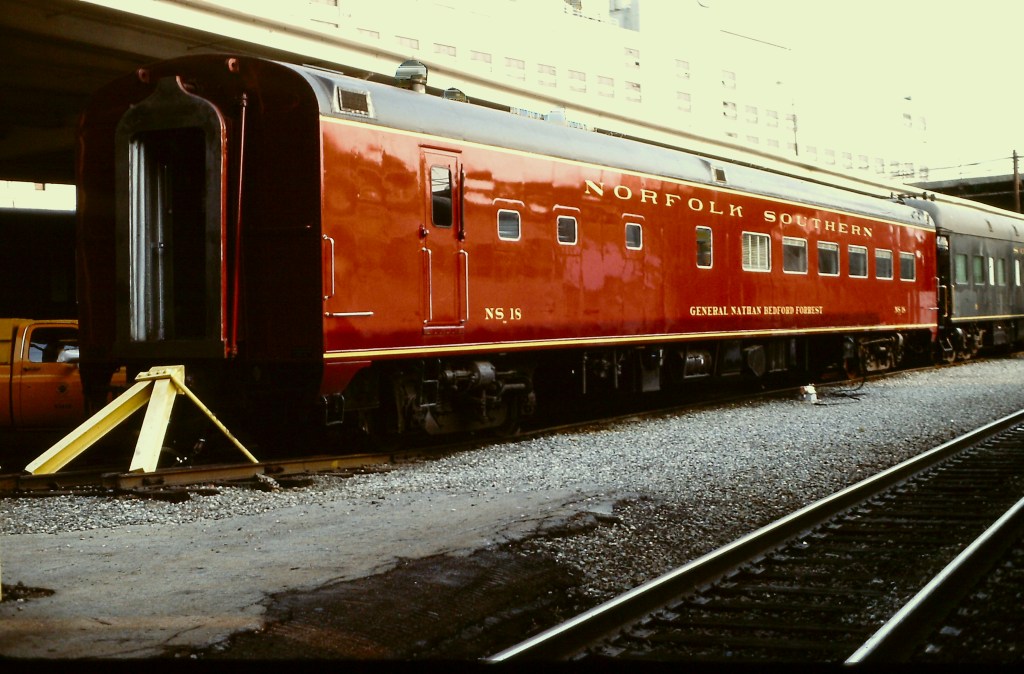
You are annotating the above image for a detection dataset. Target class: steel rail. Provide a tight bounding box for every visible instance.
[486,407,1024,661]
[846,492,1024,663]
[0,452,397,494]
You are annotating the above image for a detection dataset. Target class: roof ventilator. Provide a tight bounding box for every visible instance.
[395,60,428,93]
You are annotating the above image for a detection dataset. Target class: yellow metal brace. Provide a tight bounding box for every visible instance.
[25,365,258,475]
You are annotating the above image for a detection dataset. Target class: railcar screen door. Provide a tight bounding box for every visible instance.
[421,149,467,328]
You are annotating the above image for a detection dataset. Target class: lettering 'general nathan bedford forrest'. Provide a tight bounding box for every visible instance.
[583,180,874,239]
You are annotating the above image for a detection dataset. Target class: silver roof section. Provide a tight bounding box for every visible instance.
[905,198,1024,242]
[286,60,930,230]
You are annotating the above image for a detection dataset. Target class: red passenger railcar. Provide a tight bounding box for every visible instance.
[76,55,937,442]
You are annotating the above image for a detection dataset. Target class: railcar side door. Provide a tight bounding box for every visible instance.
[420,149,467,329]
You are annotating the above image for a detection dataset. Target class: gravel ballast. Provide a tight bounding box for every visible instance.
[2,356,1023,658]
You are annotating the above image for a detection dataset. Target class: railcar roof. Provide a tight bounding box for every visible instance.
[906,198,1024,242]
[283,60,929,229]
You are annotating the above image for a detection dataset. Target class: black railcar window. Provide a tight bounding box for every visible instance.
[625,223,642,250]
[973,255,985,285]
[497,209,521,241]
[875,249,893,280]
[817,241,839,276]
[696,226,712,268]
[1016,259,1021,287]
[954,254,969,284]
[899,252,916,281]
[742,232,770,272]
[430,165,453,228]
[557,216,578,245]
[782,236,807,273]
[848,245,868,278]
[996,258,1007,286]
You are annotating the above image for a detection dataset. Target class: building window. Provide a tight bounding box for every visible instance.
[849,245,868,278]
[696,227,713,268]
[497,209,521,241]
[557,216,578,245]
[899,252,916,281]
[766,109,778,127]
[782,237,807,273]
[677,91,692,112]
[358,28,380,40]
[537,63,557,87]
[470,50,492,64]
[676,60,691,79]
[818,241,839,276]
[745,105,758,124]
[723,101,737,120]
[598,76,615,97]
[625,81,641,102]
[433,43,456,57]
[722,70,736,88]
[568,70,586,92]
[625,223,642,250]
[505,57,526,80]
[742,232,771,272]
[397,36,419,50]
[624,47,640,68]
[875,249,893,280]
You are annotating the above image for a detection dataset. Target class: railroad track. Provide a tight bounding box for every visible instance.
[0,376,819,496]
[488,408,1024,663]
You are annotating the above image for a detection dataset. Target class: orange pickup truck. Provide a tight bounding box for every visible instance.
[1,318,95,428]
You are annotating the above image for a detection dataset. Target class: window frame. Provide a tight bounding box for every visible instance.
[624,222,643,250]
[875,248,894,280]
[848,245,868,279]
[696,226,713,269]
[556,215,578,246]
[954,253,969,285]
[782,236,808,274]
[899,251,916,281]
[741,231,771,272]
[496,208,521,242]
[817,241,840,277]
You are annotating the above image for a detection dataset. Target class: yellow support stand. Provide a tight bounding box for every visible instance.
[25,365,258,475]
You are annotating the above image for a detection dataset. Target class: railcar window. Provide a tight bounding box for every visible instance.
[899,252,916,281]
[1016,259,1021,286]
[497,209,521,241]
[696,227,713,268]
[973,255,985,285]
[782,237,807,273]
[557,216,578,245]
[954,254,969,284]
[988,257,997,286]
[430,166,453,228]
[875,249,893,280]
[817,241,839,276]
[625,223,643,250]
[742,232,771,272]
[848,245,868,278]
[997,258,1007,286]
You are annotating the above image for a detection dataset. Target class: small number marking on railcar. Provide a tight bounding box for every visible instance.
[485,307,523,321]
